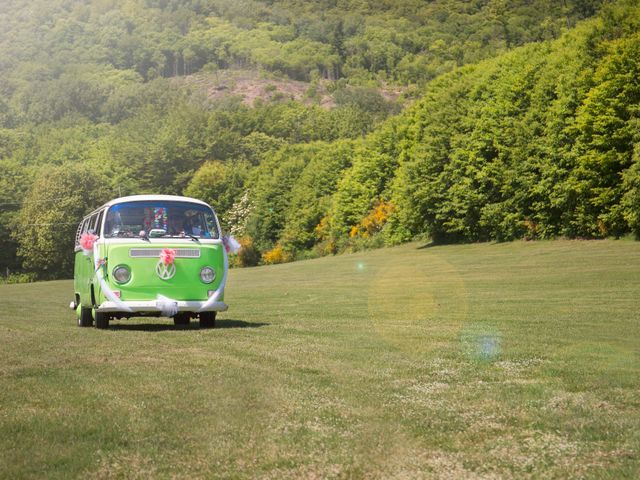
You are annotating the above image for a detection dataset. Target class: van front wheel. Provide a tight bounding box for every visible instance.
[200,312,216,328]
[78,307,93,327]
[95,310,109,329]
[174,313,190,326]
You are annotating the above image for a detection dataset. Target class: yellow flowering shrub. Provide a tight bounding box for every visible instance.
[350,200,394,238]
[235,236,260,267]
[262,244,293,265]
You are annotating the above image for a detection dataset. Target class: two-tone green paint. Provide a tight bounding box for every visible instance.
[73,243,224,307]
[102,243,224,301]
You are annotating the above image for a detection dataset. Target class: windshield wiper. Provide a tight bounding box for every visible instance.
[186,234,200,243]
[140,231,150,242]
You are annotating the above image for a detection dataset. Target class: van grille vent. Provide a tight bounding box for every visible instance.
[129,248,200,258]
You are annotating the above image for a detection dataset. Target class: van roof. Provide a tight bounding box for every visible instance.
[100,195,210,209]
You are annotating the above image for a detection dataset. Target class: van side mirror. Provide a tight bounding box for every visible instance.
[149,228,167,238]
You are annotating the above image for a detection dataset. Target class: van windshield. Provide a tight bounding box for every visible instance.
[103,201,219,239]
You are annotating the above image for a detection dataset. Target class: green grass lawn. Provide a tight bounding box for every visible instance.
[0,240,639,479]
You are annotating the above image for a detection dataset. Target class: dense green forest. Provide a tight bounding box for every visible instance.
[0,0,638,280]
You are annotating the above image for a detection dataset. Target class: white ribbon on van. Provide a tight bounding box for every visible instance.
[156,295,179,316]
[93,242,133,313]
[222,235,241,254]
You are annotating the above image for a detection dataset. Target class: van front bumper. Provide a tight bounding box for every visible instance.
[97,300,228,313]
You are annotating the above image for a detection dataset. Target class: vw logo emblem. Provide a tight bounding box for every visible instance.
[156,260,176,280]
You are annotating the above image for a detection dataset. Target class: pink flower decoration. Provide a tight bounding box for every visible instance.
[80,232,98,251]
[159,248,176,265]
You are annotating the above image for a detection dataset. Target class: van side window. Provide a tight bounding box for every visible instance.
[76,217,90,246]
[75,222,83,246]
[95,210,104,236]
[88,213,99,234]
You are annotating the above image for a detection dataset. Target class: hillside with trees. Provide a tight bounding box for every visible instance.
[1,0,638,279]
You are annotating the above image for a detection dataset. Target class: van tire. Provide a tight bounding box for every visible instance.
[78,307,93,327]
[200,312,216,328]
[95,311,109,329]
[174,313,190,326]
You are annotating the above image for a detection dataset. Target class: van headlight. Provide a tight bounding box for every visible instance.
[200,266,215,283]
[112,265,131,284]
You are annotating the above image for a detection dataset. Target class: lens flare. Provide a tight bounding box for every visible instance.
[460,325,502,361]
[368,253,468,358]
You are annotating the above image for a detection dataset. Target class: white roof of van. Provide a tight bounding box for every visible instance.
[101,195,210,209]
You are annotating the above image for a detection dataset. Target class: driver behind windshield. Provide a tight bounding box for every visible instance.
[168,212,186,236]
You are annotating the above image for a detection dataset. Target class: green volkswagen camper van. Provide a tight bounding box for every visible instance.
[70,195,228,329]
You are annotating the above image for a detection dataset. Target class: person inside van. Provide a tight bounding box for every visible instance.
[184,212,206,236]
[168,214,186,236]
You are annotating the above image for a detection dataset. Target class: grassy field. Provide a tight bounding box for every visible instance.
[0,240,639,479]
